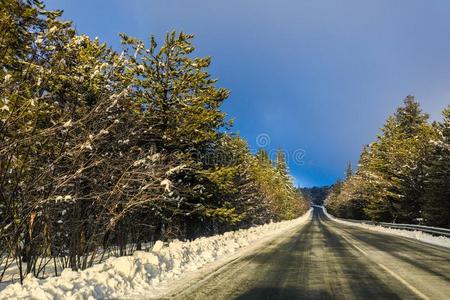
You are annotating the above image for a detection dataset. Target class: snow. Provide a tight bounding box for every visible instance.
[160,179,172,192]
[81,141,92,151]
[166,165,186,176]
[322,206,450,249]
[0,209,312,299]
[62,119,72,128]
[4,74,12,83]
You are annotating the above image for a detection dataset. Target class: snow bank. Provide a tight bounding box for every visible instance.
[0,209,312,299]
[322,206,450,249]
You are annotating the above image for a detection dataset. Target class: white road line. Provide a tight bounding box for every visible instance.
[377,262,430,300]
[336,230,430,300]
[319,209,431,299]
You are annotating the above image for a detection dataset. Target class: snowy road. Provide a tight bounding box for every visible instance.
[166,207,450,299]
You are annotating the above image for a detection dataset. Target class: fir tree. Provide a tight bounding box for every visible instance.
[327,96,439,224]
[345,162,353,179]
[0,0,310,282]
[256,148,270,165]
[395,95,429,136]
[421,106,450,228]
[276,148,289,179]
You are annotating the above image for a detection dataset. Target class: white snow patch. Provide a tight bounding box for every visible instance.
[166,164,186,176]
[160,179,172,192]
[0,209,312,299]
[322,206,450,249]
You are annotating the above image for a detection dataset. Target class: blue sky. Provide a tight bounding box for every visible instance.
[45,0,450,187]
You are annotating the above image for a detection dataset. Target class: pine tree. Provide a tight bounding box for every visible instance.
[328,96,438,223]
[324,179,343,215]
[363,97,436,222]
[345,162,353,179]
[276,148,289,179]
[395,95,429,135]
[0,0,310,282]
[121,32,229,152]
[256,148,270,165]
[421,106,450,228]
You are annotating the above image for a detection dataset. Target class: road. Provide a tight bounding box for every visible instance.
[168,206,450,300]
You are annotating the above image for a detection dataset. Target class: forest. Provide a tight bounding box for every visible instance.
[0,0,308,283]
[300,186,330,206]
[326,96,450,228]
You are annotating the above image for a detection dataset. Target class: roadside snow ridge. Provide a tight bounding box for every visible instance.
[0,209,312,299]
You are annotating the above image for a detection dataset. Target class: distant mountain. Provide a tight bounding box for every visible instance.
[299,186,331,206]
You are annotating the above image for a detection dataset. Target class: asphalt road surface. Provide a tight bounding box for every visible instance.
[168,207,450,300]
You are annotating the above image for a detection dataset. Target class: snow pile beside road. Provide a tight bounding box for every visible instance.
[322,207,450,249]
[0,209,312,299]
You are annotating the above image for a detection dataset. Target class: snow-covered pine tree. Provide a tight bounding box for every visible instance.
[421,106,450,228]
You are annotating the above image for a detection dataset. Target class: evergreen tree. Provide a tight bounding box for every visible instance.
[256,148,270,165]
[327,96,439,224]
[121,32,229,152]
[395,95,429,135]
[421,106,450,228]
[345,162,353,179]
[362,96,436,222]
[0,0,310,282]
[276,148,289,179]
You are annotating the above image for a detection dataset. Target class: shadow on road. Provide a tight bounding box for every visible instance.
[235,286,332,300]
